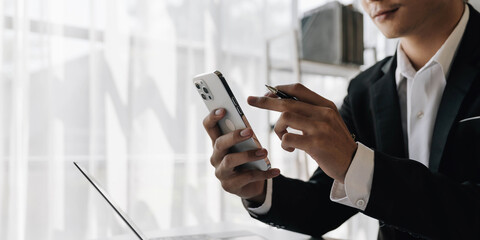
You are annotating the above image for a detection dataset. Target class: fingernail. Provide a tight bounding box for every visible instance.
[247,96,258,105]
[270,169,280,176]
[215,109,224,115]
[240,128,252,137]
[255,149,266,157]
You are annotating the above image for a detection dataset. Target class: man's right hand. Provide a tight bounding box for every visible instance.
[203,108,281,204]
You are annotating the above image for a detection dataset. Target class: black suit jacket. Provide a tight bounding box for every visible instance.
[250,4,480,240]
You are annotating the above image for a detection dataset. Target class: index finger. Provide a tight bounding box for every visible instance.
[203,108,226,145]
[247,96,314,116]
[275,83,337,110]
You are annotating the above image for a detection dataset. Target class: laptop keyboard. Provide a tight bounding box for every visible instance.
[149,231,264,240]
[151,234,263,240]
[151,234,211,240]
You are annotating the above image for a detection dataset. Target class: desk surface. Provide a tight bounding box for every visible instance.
[100,222,338,240]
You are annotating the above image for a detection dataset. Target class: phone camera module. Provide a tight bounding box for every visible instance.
[195,83,201,89]
[201,94,207,100]
[203,87,209,94]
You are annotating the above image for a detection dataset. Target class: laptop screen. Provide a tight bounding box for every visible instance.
[73,162,147,240]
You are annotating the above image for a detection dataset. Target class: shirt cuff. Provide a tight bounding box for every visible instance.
[242,178,273,217]
[330,142,374,211]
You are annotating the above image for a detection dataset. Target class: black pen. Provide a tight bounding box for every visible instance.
[265,84,299,101]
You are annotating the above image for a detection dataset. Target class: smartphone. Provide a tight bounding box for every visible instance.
[193,71,271,171]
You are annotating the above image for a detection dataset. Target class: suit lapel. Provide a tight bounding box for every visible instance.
[370,57,408,158]
[429,4,480,172]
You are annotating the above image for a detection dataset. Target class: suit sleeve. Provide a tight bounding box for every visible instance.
[251,172,358,238]
[362,151,480,239]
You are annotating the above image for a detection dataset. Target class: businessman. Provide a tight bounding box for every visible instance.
[203,0,480,239]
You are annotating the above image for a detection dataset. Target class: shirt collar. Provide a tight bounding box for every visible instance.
[395,4,470,86]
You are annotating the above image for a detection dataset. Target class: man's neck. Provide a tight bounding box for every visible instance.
[400,3,466,71]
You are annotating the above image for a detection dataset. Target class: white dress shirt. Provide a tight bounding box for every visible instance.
[246,5,469,214]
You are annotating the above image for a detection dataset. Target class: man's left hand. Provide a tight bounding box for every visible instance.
[247,83,357,183]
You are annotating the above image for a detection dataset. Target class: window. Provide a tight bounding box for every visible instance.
[0,0,400,239]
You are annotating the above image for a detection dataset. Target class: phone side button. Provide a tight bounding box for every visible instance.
[231,97,238,106]
[235,106,243,115]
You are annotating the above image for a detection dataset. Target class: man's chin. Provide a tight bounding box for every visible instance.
[383,32,402,39]
[377,26,404,39]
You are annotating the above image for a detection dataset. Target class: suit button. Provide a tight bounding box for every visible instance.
[356,199,365,207]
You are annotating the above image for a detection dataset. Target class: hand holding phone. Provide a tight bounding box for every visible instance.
[194,71,270,171]
[194,71,280,201]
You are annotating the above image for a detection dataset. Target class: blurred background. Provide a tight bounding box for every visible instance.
[1,0,479,239]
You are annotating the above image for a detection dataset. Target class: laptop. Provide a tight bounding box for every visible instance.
[73,162,265,240]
